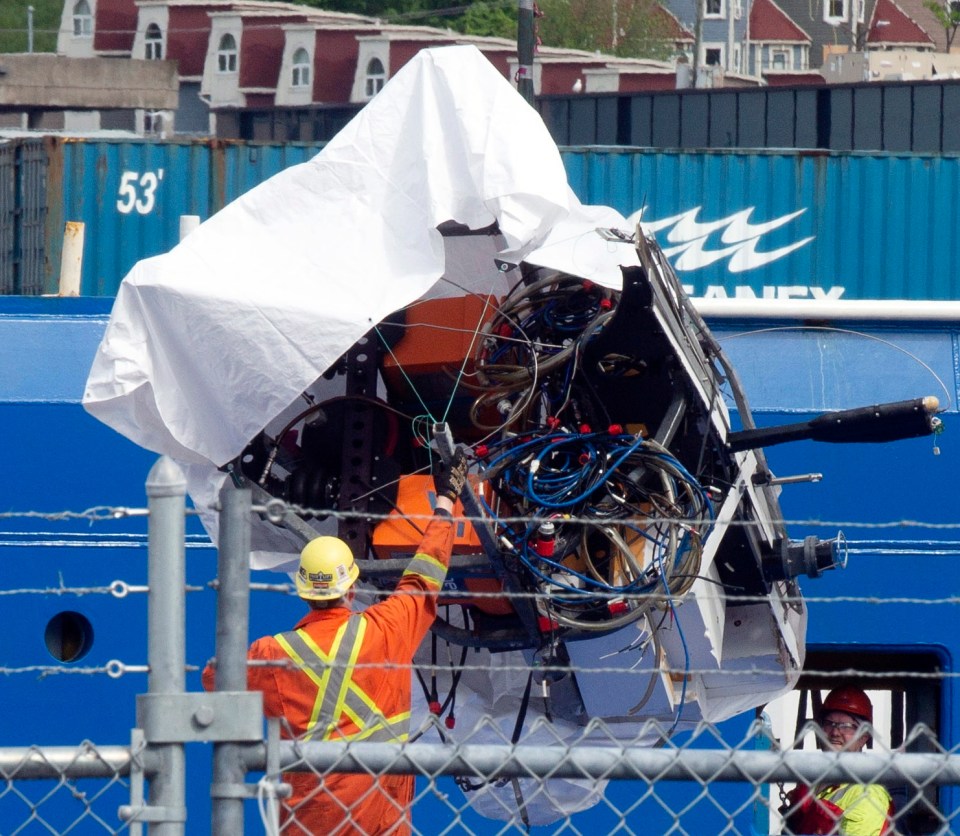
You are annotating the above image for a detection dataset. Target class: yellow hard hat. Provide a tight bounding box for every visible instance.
[295,537,359,600]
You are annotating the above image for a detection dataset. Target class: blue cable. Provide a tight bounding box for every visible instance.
[518,521,666,597]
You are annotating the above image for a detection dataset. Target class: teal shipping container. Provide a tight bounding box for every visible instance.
[2,138,959,300]
[562,148,960,301]
[49,138,326,296]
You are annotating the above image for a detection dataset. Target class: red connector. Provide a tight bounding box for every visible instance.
[607,598,629,615]
[537,615,559,632]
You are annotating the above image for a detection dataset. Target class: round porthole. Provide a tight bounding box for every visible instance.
[44,611,94,663]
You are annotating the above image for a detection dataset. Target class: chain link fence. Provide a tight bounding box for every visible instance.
[3,464,960,835]
[0,744,133,834]
[266,721,958,835]
[3,721,958,833]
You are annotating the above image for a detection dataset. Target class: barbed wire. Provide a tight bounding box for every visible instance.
[0,506,150,522]
[0,530,211,542]
[0,579,206,597]
[0,578,958,607]
[245,498,960,531]
[2,499,958,532]
[2,656,955,682]
[0,661,152,679]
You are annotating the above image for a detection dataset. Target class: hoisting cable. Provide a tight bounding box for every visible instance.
[439,291,498,425]
[374,326,438,424]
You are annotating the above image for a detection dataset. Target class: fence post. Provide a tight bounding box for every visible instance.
[145,456,187,835]
[211,484,253,833]
[58,221,84,296]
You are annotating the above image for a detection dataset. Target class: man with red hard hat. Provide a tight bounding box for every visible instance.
[204,448,469,834]
[782,687,894,835]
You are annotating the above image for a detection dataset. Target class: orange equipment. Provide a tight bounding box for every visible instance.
[380,295,499,403]
[372,474,512,616]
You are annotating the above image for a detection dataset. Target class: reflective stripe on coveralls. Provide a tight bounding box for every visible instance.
[814,783,893,836]
[402,552,447,588]
[270,548,450,745]
[274,618,410,743]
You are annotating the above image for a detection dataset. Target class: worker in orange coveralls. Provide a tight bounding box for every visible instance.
[203,449,468,835]
[782,687,894,835]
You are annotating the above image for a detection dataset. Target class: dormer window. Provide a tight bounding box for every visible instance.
[72,0,92,37]
[218,34,238,73]
[292,48,310,88]
[824,0,847,22]
[704,0,724,18]
[771,47,791,69]
[365,58,385,98]
[145,23,163,60]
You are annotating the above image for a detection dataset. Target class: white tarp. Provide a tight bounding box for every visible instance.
[82,44,636,467]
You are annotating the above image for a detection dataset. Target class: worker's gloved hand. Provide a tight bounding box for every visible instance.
[433,447,469,502]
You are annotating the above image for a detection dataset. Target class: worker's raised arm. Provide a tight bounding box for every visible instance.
[398,446,469,595]
[365,448,469,643]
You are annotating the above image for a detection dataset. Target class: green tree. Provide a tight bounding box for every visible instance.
[924,0,960,49]
[0,0,61,53]
[295,0,398,14]
[375,0,514,31]
[536,0,675,60]
[302,0,482,27]
[461,1,517,38]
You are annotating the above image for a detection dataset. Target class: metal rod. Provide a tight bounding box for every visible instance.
[211,485,252,834]
[244,740,960,787]
[0,746,148,779]
[145,456,187,835]
[433,423,540,644]
[11,738,960,789]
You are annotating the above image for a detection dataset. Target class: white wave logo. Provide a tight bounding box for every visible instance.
[626,207,814,273]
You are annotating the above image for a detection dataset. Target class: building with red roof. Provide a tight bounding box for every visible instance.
[818,0,960,80]
[893,0,952,50]
[51,0,959,139]
[865,0,935,48]
[748,0,825,83]
[55,0,716,139]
